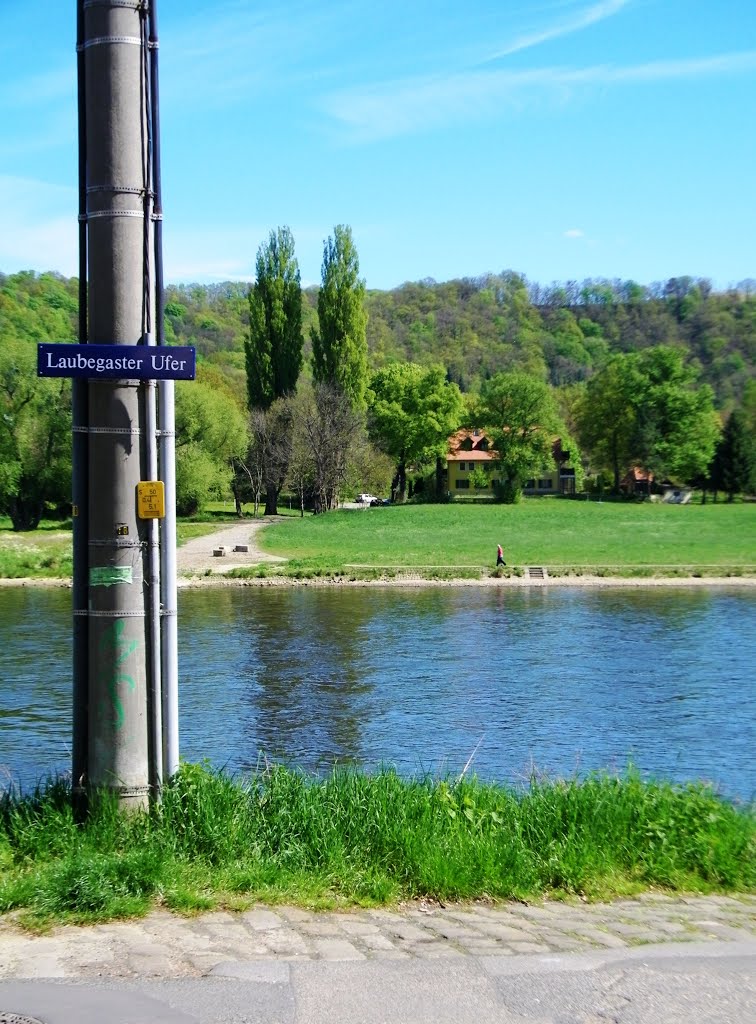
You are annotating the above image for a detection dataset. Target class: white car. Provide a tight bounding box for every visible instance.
[356,493,377,504]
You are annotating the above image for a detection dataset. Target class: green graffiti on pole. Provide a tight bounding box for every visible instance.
[98,619,139,731]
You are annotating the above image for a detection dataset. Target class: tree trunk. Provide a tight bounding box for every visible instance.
[9,495,44,532]
[435,456,445,501]
[610,430,621,493]
[231,480,244,517]
[396,459,407,502]
[264,483,278,516]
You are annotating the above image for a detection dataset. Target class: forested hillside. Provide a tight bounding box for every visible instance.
[165,272,755,412]
[2,267,755,525]
[3,269,753,413]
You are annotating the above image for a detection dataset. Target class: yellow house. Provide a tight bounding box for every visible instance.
[446,429,499,495]
[446,429,576,496]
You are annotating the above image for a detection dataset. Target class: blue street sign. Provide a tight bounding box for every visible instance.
[37,343,196,380]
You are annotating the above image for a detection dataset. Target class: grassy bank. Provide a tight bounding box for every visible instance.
[3,501,755,582]
[0,765,753,928]
[0,506,297,579]
[243,500,756,580]
[0,519,72,579]
[0,522,212,579]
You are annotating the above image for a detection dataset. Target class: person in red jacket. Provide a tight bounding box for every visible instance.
[496,544,506,566]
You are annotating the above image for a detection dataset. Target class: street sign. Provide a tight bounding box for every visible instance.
[38,343,196,380]
[137,481,165,519]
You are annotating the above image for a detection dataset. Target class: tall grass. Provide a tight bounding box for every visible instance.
[0,765,753,926]
[0,538,72,579]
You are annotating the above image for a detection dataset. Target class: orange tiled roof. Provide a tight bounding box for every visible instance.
[447,448,495,463]
[624,467,654,482]
[447,428,498,460]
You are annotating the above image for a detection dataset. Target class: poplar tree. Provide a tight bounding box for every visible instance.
[244,227,302,513]
[311,224,368,410]
[245,227,303,410]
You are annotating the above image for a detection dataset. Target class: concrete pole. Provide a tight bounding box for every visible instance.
[83,0,152,809]
[72,0,90,817]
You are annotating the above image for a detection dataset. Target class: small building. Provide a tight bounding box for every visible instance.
[446,429,498,495]
[446,430,577,496]
[621,467,654,496]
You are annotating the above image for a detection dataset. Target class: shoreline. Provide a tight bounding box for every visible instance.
[2,573,755,590]
[4,520,754,590]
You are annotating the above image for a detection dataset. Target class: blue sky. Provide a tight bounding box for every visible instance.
[1,0,755,291]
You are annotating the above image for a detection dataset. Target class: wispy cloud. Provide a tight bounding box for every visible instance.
[0,112,76,161]
[0,66,73,109]
[483,0,631,62]
[321,50,756,142]
[160,0,344,109]
[564,229,585,238]
[0,176,77,274]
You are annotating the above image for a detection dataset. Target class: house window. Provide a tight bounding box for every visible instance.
[525,479,535,489]
[538,479,553,490]
[455,479,470,489]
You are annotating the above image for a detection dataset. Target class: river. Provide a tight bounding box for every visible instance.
[1,585,754,799]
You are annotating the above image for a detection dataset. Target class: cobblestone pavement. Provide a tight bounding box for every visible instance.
[0,895,754,980]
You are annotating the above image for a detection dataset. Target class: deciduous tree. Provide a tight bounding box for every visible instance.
[238,399,295,517]
[0,339,71,530]
[633,346,720,483]
[174,375,249,516]
[295,382,364,512]
[576,347,720,490]
[368,362,463,501]
[575,355,643,492]
[477,372,559,502]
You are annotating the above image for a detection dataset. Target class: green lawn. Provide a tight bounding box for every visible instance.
[2,500,754,580]
[252,499,756,578]
[0,520,72,579]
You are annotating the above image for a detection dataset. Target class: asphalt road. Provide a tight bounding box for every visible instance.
[1,940,754,1023]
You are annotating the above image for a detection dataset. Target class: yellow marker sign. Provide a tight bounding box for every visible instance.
[137,481,165,519]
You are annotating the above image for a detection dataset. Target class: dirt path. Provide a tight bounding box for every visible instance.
[177,518,287,580]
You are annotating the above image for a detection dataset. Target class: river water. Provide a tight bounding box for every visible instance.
[1,586,754,799]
